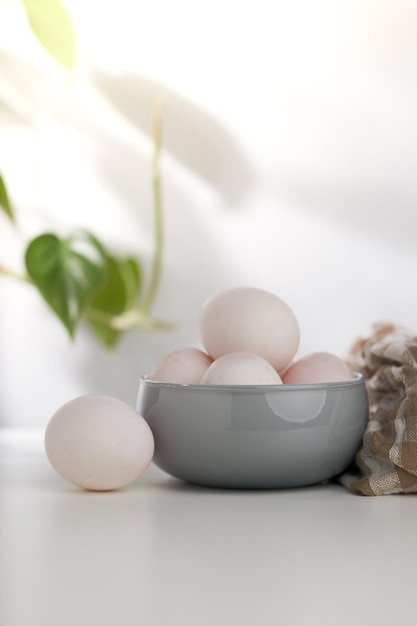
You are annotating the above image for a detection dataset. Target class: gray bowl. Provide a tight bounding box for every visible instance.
[137,374,368,489]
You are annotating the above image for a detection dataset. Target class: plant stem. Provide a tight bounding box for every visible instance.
[139,97,165,315]
[0,266,30,282]
[85,306,174,331]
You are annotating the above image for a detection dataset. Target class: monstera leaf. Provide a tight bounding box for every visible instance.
[1,87,169,347]
[22,0,77,69]
[25,231,109,337]
[0,172,14,222]
[87,256,142,348]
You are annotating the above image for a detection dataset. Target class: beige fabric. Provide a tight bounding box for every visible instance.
[340,322,417,495]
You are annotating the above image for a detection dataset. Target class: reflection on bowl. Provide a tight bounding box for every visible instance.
[137,374,368,489]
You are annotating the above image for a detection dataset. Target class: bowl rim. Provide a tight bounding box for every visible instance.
[139,372,365,392]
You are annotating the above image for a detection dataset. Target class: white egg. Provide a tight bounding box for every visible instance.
[282,352,353,384]
[45,395,155,491]
[201,352,283,385]
[199,287,300,372]
[149,347,213,383]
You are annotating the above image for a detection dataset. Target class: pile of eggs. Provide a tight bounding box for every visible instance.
[45,286,353,492]
[150,286,352,386]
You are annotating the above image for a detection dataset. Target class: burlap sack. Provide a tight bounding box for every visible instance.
[340,322,417,495]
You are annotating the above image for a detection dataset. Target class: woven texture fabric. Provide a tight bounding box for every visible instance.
[340,322,417,496]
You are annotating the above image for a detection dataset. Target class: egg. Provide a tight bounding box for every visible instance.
[200,352,283,385]
[149,346,213,383]
[45,395,155,491]
[282,352,353,384]
[199,287,300,372]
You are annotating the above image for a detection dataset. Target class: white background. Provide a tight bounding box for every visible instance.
[1,0,417,426]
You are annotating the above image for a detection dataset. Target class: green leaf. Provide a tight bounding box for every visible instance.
[22,0,77,69]
[0,172,14,222]
[86,256,142,348]
[120,258,142,310]
[25,231,109,337]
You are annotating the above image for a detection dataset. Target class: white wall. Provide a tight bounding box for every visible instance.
[1,0,417,426]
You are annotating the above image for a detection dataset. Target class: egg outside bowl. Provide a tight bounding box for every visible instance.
[137,374,368,489]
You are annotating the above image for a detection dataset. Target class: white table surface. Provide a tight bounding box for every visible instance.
[1,428,417,626]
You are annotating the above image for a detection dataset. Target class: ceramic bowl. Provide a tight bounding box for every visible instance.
[136,374,368,489]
